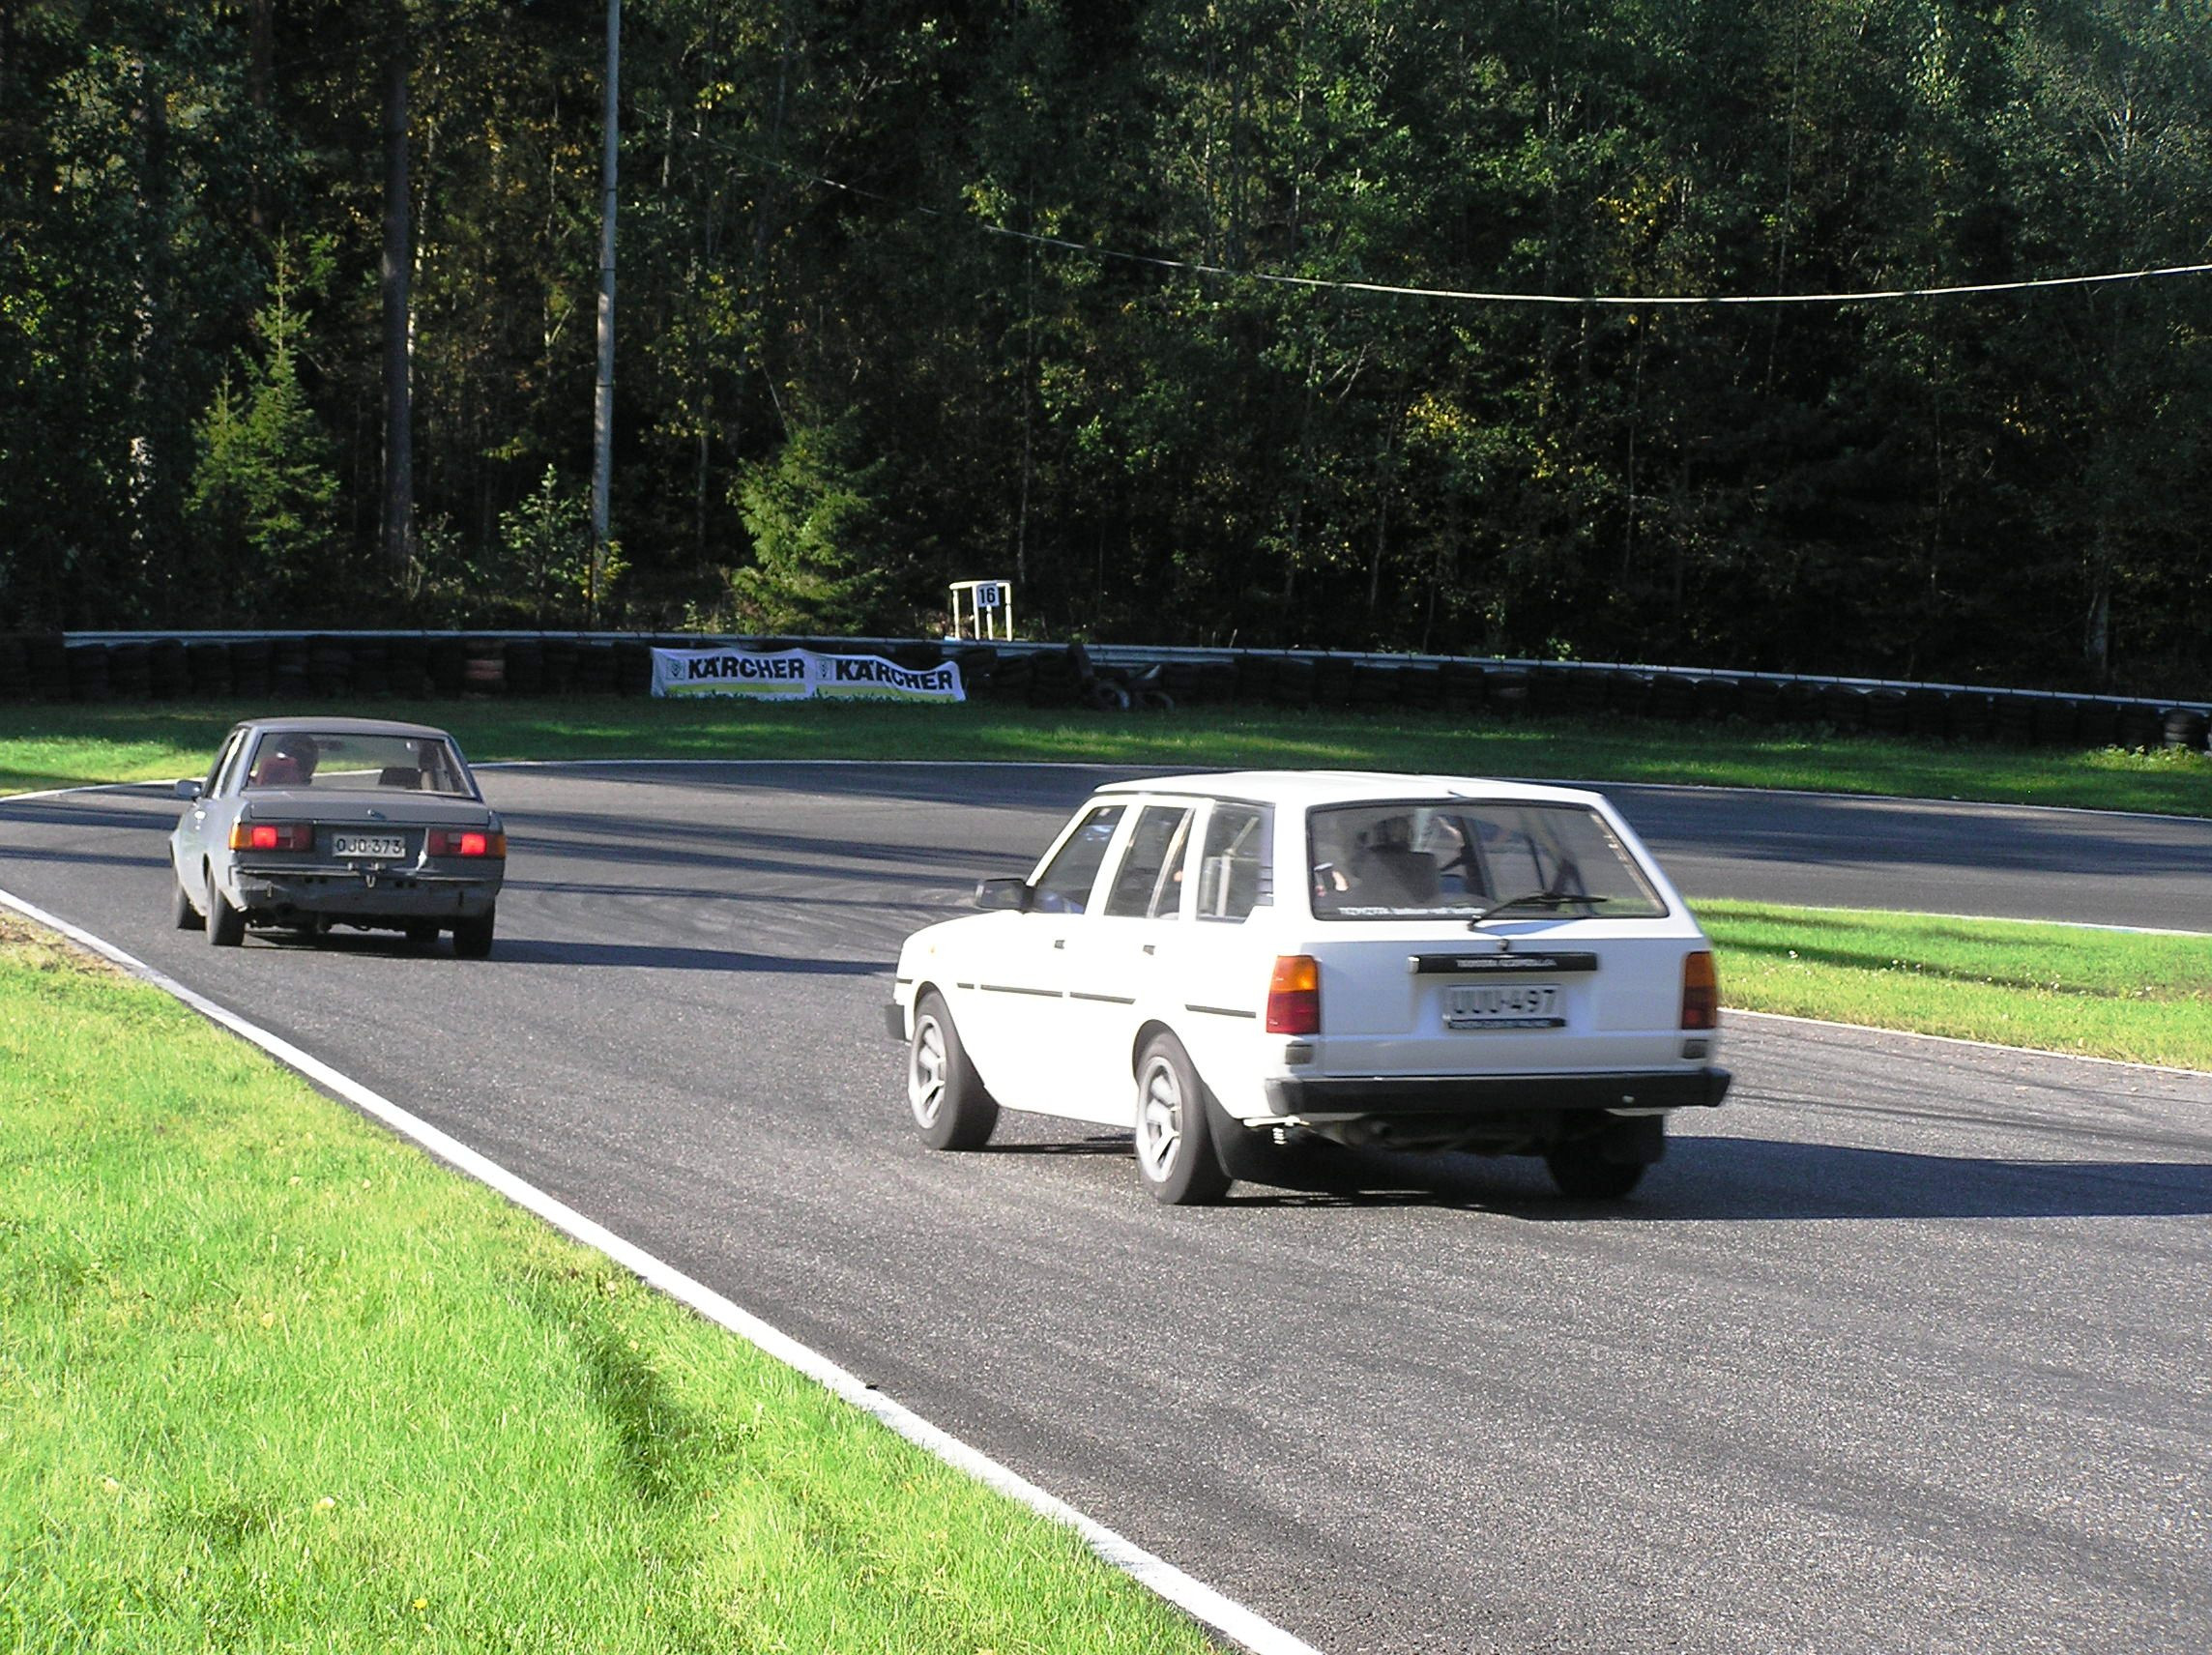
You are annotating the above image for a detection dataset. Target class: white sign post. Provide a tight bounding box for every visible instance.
[948,579,1014,642]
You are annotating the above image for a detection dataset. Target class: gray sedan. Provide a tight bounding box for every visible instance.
[169,716,507,956]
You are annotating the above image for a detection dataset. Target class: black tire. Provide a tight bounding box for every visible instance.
[907,991,999,1149]
[204,868,245,947]
[403,921,442,951]
[171,871,204,931]
[1133,1033,1231,1205]
[1544,1138,1647,1201]
[451,910,495,959]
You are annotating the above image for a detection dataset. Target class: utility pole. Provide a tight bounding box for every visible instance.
[590,0,620,622]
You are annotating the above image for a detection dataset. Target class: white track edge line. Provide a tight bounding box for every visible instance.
[0,885,1324,1655]
[1727,1006,2212,1080]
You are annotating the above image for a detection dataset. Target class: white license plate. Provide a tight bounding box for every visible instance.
[331,833,406,858]
[1445,982,1563,1030]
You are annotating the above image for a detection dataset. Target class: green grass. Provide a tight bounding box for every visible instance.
[0,915,1220,1653]
[2,696,2208,816]
[1703,901,2212,1069]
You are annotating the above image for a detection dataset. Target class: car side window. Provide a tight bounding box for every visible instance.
[206,731,246,796]
[1196,803,1269,921]
[1031,804,1124,914]
[1103,805,1194,919]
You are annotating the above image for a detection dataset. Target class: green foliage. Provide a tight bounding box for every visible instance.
[2,0,2210,690]
[730,417,900,635]
[495,465,624,626]
[184,239,341,623]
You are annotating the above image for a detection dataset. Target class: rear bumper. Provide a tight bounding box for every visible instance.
[230,865,500,922]
[1263,1065,1732,1118]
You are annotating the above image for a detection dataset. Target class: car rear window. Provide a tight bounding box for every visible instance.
[245,732,476,796]
[1307,801,1667,921]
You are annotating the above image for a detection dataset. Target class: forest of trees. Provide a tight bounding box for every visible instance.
[4,0,2209,693]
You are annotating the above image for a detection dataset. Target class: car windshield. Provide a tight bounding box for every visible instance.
[244,731,476,796]
[1307,800,1668,921]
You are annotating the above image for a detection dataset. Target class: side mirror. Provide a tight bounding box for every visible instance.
[174,779,204,801]
[974,877,1033,912]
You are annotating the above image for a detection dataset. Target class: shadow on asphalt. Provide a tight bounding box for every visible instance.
[247,928,883,975]
[463,938,885,974]
[1190,1134,2212,1221]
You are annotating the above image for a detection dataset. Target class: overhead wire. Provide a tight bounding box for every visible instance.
[710,139,2212,309]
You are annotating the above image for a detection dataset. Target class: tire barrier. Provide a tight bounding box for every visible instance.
[1946,691,1994,742]
[0,634,38,700]
[1486,667,1530,712]
[1991,693,2037,745]
[2074,699,2118,749]
[1648,673,1699,721]
[2165,708,2210,751]
[147,637,189,699]
[2115,703,2165,752]
[107,641,152,700]
[1608,669,1653,718]
[1820,682,1868,732]
[1440,660,1486,713]
[1272,655,1317,708]
[1904,687,1950,739]
[1693,676,1742,722]
[1864,688,1907,737]
[504,638,544,696]
[460,638,506,696]
[65,643,112,703]
[2030,695,2080,747]
[34,630,2210,757]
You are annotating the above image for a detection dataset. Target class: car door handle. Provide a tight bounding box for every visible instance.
[1142,944,1157,955]
[1053,938,1065,949]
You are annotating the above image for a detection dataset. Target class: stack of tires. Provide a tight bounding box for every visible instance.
[65,643,112,702]
[185,641,234,697]
[350,636,390,697]
[575,640,620,693]
[1028,648,1081,707]
[386,634,429,698]
[2165,707,2211,752]
[107,641,153,699]
[1271,655,1317,709]
[0,635,33,701]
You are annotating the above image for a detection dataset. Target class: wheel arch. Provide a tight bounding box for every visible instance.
[1130,1017,1181,1079]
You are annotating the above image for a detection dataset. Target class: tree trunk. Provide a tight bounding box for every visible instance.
[380,5,415,577]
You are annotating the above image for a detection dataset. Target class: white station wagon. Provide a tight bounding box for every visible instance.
[888,771,1731,1205]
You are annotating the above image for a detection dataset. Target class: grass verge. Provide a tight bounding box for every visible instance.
[2,697,2207,816]
[1703,900,2212,1069]
[0,913,1220,1654]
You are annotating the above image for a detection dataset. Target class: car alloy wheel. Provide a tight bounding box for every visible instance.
[1134,1034,1229,1205]
[908,992,998,1150]
[204,865,245,947]
[910,1015,949,1130]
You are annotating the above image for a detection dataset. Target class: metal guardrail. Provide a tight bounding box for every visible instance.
[39,628,2212,716]
[54,630,2211,716]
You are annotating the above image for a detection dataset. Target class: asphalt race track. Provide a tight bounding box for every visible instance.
[4,763,2208,1655]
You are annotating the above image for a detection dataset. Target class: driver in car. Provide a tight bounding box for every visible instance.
[250,734,320,788]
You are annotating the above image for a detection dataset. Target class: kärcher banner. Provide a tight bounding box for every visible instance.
[651,646,964,703]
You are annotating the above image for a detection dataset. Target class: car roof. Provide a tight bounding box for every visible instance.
[234,715,460,741]
[1090,769,1607,809]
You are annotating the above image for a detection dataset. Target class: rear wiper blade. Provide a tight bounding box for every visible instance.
[1469,890,1612,925]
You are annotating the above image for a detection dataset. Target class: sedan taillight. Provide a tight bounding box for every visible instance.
[230,821,314,852]
[1266,954,1322,1035]
[426,828,506,858]
[1680,949,1719,1031]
